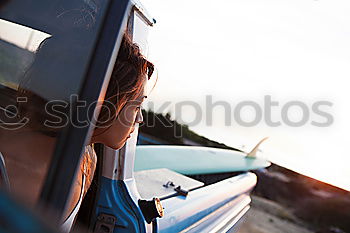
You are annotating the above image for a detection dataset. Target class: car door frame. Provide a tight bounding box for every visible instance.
[39,0,133,219]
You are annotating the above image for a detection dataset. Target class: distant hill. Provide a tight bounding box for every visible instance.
[253,164,350,233]
[139,109,242,151]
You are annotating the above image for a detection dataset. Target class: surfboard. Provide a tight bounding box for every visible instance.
[134,145,271,175]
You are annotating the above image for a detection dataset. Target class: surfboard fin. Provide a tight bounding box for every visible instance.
[246,137,269,158]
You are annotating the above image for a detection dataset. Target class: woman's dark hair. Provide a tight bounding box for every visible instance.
[96,34,154,127]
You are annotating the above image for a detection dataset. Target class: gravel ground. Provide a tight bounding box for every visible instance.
[236,196,314,233]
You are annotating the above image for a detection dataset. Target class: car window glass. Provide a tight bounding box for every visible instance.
[0,0,110,207]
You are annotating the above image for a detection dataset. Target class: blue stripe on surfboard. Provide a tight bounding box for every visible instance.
[135,145,270,175]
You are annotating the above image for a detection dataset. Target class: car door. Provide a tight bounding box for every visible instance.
[0,0,132,228]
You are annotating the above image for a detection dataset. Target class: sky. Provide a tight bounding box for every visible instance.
[142,0,350,191]
[1,0,349,191]
[0,19,49,51]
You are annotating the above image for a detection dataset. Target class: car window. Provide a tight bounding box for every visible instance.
[0,0,111,207]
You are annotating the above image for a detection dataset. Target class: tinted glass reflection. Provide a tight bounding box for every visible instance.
[0,0,109,207]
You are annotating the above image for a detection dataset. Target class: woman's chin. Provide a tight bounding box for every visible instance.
[108,140,128,150]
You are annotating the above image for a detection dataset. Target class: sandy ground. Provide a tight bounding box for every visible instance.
[236,196,314,233]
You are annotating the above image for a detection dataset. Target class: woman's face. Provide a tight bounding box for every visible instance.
[92,94,146,149]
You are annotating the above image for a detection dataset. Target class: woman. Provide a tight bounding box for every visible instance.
[62,33,154,230]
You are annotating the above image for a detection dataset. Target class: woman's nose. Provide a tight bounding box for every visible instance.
[135,108,143,124]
